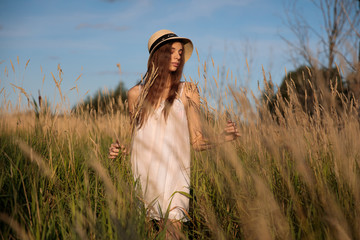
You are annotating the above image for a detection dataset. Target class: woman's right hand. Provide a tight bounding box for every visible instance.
[108,139,128,159]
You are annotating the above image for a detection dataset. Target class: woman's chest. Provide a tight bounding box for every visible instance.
[153,99,186,120]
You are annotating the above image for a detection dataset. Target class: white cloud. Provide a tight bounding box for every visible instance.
[151,0,252,25]
[187,0,251,17]
[0,27,34,38]
[3,38,111,51]
[108,0,152,23]
[76,23,129,31]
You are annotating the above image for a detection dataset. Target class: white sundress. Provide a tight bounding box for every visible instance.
[130,84,191,221]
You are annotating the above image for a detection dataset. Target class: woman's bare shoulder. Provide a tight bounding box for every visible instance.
[183,82,199,98]
[181,82,200,106]
[128,85,141,101]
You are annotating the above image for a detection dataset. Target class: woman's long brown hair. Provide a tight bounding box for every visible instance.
[136,41,185,128]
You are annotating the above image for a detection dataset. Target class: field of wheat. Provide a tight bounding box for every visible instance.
[0,58,359,240]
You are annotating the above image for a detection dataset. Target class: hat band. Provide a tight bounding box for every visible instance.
[149,33,178,53]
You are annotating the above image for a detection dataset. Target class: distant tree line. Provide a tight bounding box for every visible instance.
[262,65,359,118]
[73,81,128,115]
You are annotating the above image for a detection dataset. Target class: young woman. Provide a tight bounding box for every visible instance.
[109,30,239,237]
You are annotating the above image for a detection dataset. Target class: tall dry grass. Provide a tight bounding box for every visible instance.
[0,57,359,239]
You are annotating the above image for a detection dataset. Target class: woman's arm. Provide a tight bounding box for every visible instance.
[183,82,239,151]
[108,85,140,159]
[127,85,141,121]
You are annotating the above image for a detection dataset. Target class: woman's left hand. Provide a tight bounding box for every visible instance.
[222,121,240,142]
[108,139,128,159]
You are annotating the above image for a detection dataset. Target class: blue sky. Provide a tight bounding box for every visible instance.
[0,0,317,109]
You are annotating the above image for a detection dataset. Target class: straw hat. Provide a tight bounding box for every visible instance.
[148,29,193,62]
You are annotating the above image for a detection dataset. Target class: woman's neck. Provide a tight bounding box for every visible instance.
[158,75,172,100]
[164,74,171,89]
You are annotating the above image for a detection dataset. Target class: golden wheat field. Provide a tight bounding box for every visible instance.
[0,57,359,240]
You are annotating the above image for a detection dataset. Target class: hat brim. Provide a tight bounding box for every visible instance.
[149,37,193,63]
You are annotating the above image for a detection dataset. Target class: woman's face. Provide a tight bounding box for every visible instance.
[169,42,183,72]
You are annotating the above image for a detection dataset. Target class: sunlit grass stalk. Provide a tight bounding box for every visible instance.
[1,58,360,239]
